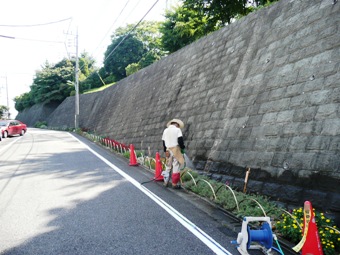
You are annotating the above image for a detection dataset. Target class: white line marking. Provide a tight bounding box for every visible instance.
[70,133,233,255]
[0,137,22,154]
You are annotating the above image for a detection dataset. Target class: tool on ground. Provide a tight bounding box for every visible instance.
[233,216,284,255]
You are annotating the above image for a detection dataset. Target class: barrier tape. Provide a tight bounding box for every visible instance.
[292,204,311,252]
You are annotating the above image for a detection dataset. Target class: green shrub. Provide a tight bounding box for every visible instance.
[34,121,48,128]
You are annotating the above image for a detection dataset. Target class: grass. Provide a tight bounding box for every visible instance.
[83,83,115,94]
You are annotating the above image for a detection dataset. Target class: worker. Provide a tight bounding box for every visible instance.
[162,118,185,189]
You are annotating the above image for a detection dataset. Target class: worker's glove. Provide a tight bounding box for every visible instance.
[181,149,185,154]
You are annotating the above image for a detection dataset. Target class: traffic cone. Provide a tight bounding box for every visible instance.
[129,144,139,166]
[302,201,323,255]
[293,201,324,255]
[154,152,164,181]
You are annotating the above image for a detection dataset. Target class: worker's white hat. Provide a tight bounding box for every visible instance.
[167,119,184,128]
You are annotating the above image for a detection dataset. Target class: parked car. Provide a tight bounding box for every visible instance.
[0,120,27,138]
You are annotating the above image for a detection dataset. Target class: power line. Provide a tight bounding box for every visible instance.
[0,34,64,44]
[92,0,132,58]
[0,35,15,39]
[103,0,160,63]
[0,17,72,27]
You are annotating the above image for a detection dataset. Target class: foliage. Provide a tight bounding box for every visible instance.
[183,0,278,29]
[160,5,209,53]
[0,105,9,117]
[182,172,282,218]
[29,60,75,104]
[126,63,141,76]
[103,34,145,81]
[83,83,114,94]
[102,21,165,81]
[276,208,340,255]
[14,54,94,112]
[34,121,48,128]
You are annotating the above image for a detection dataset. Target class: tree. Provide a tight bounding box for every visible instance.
[14,53,94,112]
[30,59,75,104]
[0,105,9,118]
[103,34,145,81]
[14,92,34,112]
[102,21,166,79]
[183,0,278,28]
[160,5,209,53]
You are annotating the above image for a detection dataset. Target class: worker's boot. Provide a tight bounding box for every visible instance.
[162,170,170,187]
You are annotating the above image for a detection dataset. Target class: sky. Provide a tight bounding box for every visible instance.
[0,0,177,118]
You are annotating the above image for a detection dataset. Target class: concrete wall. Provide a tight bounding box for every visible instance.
[16,102,59,126]
[24,0,339,214]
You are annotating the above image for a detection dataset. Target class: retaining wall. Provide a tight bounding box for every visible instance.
[20,0,340,217]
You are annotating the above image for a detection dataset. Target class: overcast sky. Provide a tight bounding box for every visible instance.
[0,0,176,117]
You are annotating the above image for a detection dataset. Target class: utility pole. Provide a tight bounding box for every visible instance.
[0,75,9,119]
[74,27,79,129]
[5,76,9,119]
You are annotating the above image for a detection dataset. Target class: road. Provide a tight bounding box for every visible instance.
[0,128,254,255]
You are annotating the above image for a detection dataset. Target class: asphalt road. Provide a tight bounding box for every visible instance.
[0,128,267,255]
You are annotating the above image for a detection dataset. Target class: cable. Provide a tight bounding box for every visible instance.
[0,17,72,27]
[103,0,160,63]
[0,35,15,39]
[92,0,132,59]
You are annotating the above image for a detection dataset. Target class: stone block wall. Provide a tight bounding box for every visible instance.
[45,0,339,215]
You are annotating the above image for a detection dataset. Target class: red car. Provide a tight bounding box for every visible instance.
[0,120,27,138]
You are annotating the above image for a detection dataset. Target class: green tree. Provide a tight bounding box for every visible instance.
[102,21,165,79]
[0,105,9,118]
[14,92,34,112]
[183,0,279,28]
[103,34,145,81]
[160,5,209,53]
[30,59,75,104]
[15,53,94,112]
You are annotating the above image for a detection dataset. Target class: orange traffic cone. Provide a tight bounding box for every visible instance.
[293,201,323,255]
[154,152,164,181]
[129,144,139,166]
[302,201,323,255]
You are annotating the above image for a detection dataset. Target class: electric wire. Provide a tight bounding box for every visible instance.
[0,17,72,27]
[92,0,132,59]
[103,0,160,63]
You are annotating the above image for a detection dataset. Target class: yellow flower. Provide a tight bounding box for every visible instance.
[326,219,330,223]
[331,245,334,248]
[321,216,325,220]
[330,230,334,233]
[283,226,286,229]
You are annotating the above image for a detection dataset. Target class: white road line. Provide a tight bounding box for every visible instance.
[70,133,233,255]
[0,137,22,154]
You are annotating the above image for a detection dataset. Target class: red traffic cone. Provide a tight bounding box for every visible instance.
[302,201,324,255]
[154,152,164,181]
[129,144,139,166]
